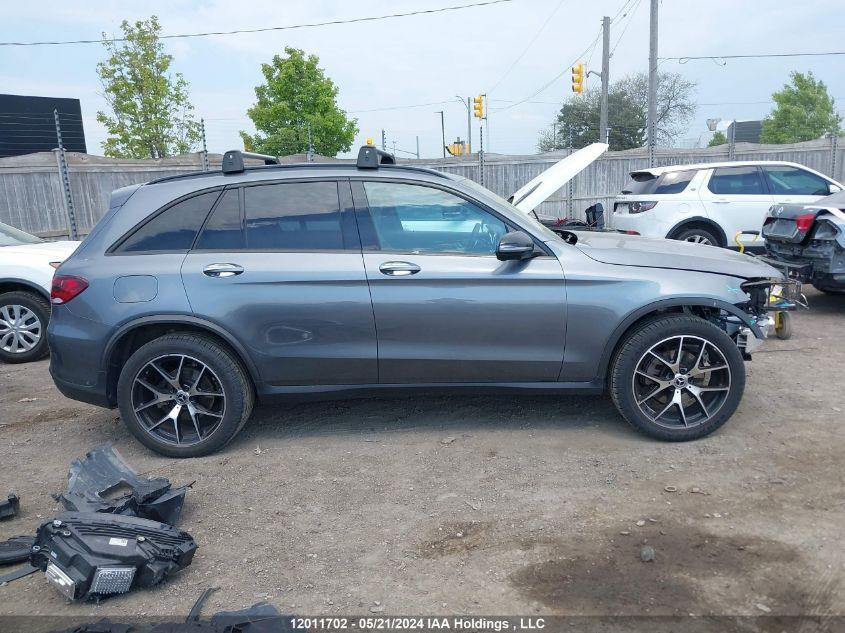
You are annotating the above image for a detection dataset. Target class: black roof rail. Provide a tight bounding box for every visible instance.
[222,150,280,174]
[357,145,395,169]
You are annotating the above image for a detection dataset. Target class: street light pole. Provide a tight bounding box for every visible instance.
[436,111,446,158]
[456,95,471,154]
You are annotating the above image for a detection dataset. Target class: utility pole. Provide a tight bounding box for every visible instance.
[436,111,446,158]
[484,93,489,154]
[647,0,658,167]
[599,16,611,145]
[479,124,484,187]
[415,135,420,160]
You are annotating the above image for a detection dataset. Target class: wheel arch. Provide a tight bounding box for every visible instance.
[666,217,727,247]
[597,297,760,381]
[103,315,262,405]
[0,278,50,302]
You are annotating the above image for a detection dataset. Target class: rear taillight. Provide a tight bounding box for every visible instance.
[795,213,815,233]
[51,275,88,305]
[629,201,657,214]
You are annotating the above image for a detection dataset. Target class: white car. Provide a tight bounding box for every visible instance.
[0,222,79,363]
[612,161,843,249]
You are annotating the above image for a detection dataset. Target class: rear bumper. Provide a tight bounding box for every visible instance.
[47,305,113,408]
[611,211,672,238]
[50,366,112,408]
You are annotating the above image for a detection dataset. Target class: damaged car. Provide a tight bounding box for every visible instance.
[49,146,783,457]
[762,190,845,293]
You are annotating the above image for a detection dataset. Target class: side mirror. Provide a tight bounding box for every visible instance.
[496,231,536,261]
[829,184,842,194]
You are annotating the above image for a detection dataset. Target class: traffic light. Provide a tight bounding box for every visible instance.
[571,63,584,95]
[473,95,485,119]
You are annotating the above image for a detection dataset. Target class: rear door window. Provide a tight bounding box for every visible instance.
[115,190,220,253]
[195,189,243,250]
[707,166,765,195]
[763,166,832,196]
[244,181,344,250]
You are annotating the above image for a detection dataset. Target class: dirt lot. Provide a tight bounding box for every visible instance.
[1,288,843,626]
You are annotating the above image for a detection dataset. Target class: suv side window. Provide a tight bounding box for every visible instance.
[195,189,243,250]
[707,166,765,195]
[115,190,221,253]
[244,181,343,250]
[763,166,832,196]
[653,170,697,194]
[362,181,508,255]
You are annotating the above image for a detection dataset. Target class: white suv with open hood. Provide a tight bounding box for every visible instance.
[0,222,78,363]
[612,161,842,249]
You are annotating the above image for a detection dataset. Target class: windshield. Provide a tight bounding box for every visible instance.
[455,177,561,241]
[0,221,43,247]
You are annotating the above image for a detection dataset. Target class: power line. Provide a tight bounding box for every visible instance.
[0,0,516,47]
[486,0,568,95]
[492,26,603,113]
[662,50,845,62]
[610,0,644,56]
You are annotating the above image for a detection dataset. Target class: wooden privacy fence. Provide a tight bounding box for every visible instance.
[0,137,842,239]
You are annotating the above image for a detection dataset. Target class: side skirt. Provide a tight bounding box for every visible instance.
[256,380,606,403]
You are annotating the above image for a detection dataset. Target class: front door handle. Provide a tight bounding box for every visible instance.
[378,261,421,276]
[203,263,244,278]
[712,198,730,204]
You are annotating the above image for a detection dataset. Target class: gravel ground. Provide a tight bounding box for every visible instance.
[0,288,843,626]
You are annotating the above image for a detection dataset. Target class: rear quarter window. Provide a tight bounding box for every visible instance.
[114,190,221,253]
[622,170,696,195]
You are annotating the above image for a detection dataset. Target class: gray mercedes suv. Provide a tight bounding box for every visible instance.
[49,146,782,457]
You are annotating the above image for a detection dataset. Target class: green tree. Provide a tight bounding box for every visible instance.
[241,48,358,157]
[760,71,841,143]
[538,72,696,151]
[708,131,728,147]
[96,16,200,158]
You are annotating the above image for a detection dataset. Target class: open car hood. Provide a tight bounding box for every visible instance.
[509,143,608,213]
[571,231,781,279]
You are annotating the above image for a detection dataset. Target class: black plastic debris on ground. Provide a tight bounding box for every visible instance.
[0,535,35,565]
[47,599,294,632]
[31,512,197,601]
[0,492,20,520]
[58,444,187,525]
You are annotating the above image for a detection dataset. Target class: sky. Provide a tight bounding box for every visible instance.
[1,0,843,159]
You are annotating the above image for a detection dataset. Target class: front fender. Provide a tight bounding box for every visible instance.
[595,296,761,381]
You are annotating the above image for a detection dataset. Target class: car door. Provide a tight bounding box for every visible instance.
[181,179,377,386]
[762,165,838,207]
[698,166,773,248]
[353,179,566,384]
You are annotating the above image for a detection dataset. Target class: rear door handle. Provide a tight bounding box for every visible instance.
[713,198,730,204]
[378,261,421,276]
[203,263,244,278]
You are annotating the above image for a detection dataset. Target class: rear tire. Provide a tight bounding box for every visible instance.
[117,333,254,458]
[610,315,745,441]
[0,291,50,364]
[672,227,720,247]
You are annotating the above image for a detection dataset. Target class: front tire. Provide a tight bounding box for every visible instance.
[117,333,254,457]
[610,315,746,441]
[0,291,50,364]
